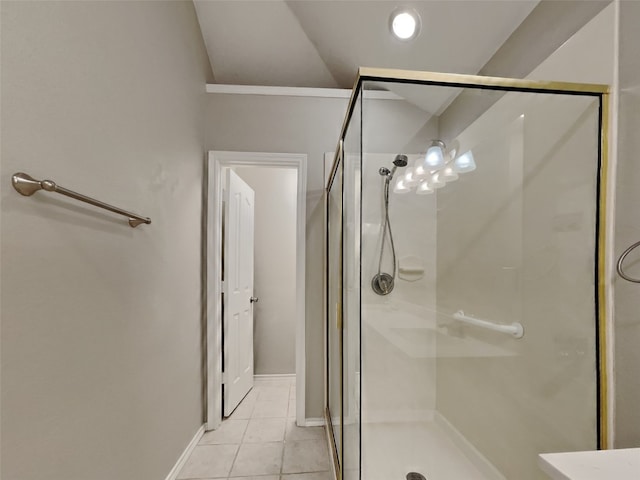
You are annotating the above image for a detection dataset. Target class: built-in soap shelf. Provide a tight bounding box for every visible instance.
[398,255,425,282]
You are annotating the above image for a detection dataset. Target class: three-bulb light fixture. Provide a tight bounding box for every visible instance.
[393,140,476,195]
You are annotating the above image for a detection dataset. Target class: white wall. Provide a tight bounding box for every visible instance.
[613,0,640,448]
[232,166,298,375]
[0,2,212,479]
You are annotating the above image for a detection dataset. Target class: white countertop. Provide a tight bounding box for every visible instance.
[539,448,640,480]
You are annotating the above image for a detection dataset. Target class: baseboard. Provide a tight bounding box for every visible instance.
[299,417,325,427]
[164,424,205,480]
[434,412,506,480]
[254,373,296,380]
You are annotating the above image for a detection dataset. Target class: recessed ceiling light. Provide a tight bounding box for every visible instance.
[389,8,421,41]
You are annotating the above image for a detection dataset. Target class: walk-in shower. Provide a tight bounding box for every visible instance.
[325,68,609,480]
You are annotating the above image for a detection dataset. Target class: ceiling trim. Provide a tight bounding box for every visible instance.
[205,83,400,100]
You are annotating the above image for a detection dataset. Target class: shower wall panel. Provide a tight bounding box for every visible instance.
[358,95,441,480]
[360,153,438,423]
[436,91,600,479]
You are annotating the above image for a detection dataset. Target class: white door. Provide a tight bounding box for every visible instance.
[223,169,256,417]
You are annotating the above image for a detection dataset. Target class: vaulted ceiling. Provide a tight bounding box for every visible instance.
[194,0,539,90]
[194,0,611,120]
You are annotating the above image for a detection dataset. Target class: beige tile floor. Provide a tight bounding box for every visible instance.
[178,377,332,480]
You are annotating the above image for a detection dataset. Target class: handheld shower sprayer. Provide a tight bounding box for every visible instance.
[378,154,409,180]
[371,154,407,295]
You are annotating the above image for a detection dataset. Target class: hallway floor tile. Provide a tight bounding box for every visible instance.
[177,377,332,480]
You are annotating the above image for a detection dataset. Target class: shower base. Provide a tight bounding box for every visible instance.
[361,417,504,480]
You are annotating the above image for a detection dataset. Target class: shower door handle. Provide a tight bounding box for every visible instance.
[250,296,259,303]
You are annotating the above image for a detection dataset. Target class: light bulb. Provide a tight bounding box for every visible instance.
[389,9,421,41]
[424,143,445,168]
[393,178,410,194]
[416,181,433,195]
[454,150,476,173]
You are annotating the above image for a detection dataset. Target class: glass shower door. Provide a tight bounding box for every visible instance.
[327,88,363,480]
[342,93,362,480]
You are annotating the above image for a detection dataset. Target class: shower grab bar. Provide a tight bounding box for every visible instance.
[616,240,640,283]
[11,172,151,228]
[452,310,524,339]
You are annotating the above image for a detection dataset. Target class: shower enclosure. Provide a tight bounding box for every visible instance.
[325,68,609,480]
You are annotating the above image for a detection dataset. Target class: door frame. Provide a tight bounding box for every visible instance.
[206,150,307,430]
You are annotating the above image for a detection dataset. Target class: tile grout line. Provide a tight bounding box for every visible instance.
[226,390,254,479]
[228,379,298,480]
[232,382,288,479]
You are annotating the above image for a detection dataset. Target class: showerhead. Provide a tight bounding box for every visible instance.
[393,154,408,167]
[379,154,408,180]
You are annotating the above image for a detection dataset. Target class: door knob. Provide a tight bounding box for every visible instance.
[250,296,259,303]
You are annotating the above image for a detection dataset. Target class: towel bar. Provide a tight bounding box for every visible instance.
[12,172,151,228]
